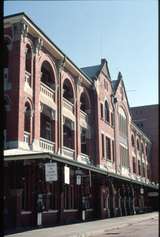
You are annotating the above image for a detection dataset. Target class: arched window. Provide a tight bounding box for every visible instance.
[105,100,110,123]
[137,139,140,151]
[131,135,135,147]
[41,61,55,90]
[24,102,31,133]
[80,91,89,113]
[141,143,144,153]
[118,107,127,138]
[25,45,32,73]
[63,79,74,104]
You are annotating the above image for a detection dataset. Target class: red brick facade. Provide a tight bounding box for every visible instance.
[4,13,158,232]
[130,105,159,182]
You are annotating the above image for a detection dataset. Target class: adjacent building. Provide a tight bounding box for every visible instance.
[4,12,158,232]
[130,104,159,182]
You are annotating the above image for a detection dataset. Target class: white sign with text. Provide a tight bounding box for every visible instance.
[45,162,58,182]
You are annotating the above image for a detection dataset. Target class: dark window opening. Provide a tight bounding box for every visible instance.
[24,102,31,133]
[100,103,103,119]
[63,118,74,149]
[41,61,55,90]
[106,137,111,160]
[25,45,32,73]
[102,134,104,158]
[81,128,88,155]
[105,100,110,123]
[132,157,136,173]
[80,92,89,113]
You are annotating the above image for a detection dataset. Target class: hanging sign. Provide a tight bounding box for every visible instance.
[64,166,70,184]
[45,162,57,182]
[76,175,81,185]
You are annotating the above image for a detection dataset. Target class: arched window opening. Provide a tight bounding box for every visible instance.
[63,79,74,104]
[40,104,55,142]
[63,117,74,149]
[41,61,55,90]
[81,127,88,155]
[131,135,135,147]
[105,100,110,123]
[141,143,144,153]
[80,92,89,113]
[137,139,140,151]
[25,45,32,73]
[24,102,31,133]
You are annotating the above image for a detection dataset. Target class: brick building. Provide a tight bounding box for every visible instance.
[4,12,158,232]
[130,105,159,182]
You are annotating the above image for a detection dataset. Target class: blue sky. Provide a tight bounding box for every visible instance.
[4,1,158,107]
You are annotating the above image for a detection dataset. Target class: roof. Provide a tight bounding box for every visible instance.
[81,65,101,79]
[111,79,120,92]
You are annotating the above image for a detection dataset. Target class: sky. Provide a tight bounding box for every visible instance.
[4,0,158,107]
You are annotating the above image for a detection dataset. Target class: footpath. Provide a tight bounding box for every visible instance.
[5,212,158,237]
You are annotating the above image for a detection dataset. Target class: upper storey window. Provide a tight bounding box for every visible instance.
[141,143,144,153]
[80,91,90,114]
[41,61,55,90]
[24,102,31,133]
[63,79,74,104]
[137,139,140,151]
[25,45,32,73]
[131,135,135,147]
[118,107,127,138]
[104,100,110,123]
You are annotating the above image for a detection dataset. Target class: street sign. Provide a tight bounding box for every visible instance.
[64,166,70,184]
[45,162,58,182]
[76,175,81,185]
[148,192,158,197]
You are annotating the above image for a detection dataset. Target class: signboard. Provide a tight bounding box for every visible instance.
[76,175,81,185]
[45,162,57,182]
[148,192,158,197]
[64,166,70,184]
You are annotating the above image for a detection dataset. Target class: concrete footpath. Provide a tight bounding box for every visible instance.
[5,212,158,237]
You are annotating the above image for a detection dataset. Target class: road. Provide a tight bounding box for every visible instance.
[94,217,158,237]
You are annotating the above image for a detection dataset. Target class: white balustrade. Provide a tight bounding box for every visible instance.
[40,82,55,101]
[63,146,74,159]
[40,137,55,153]
[80,110,88,122]
[63,98,74,113]
[24,131,30,144]
[25,71,31,86]
[80,153,91,164]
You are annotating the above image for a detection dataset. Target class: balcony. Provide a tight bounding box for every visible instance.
[63,146,74,159]
[40,82,55,107]
[40,137,55,153]
[24,131,30,144]
[80,153,91,165]
[80,110,88,122]
[63,98,74,113]
[25,71,31,86]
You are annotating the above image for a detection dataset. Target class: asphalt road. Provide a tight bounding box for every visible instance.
[94,217,158,237]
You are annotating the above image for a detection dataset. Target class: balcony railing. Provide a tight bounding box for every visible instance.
[63,146,74,159]
[80,110,88,122]
[24,131,30,144]
[63,98,74,113]
[25,71,31,86]
[40,82,55,102]
[80,153,91,165]
[40,137,55,153]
